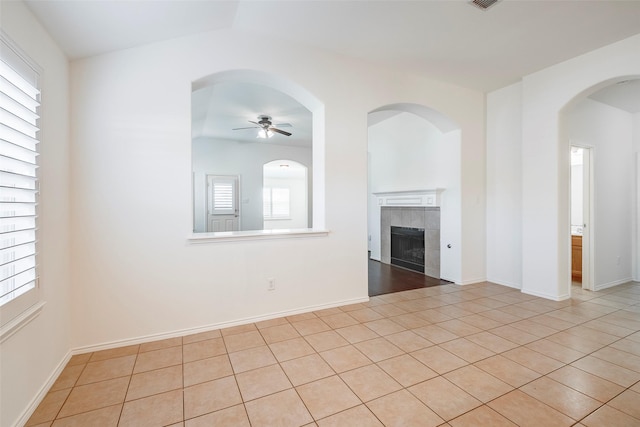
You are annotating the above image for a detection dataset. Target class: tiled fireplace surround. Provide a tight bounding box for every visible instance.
[381,206,441,279]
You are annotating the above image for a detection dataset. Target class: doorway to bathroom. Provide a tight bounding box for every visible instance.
[570,145,593,291]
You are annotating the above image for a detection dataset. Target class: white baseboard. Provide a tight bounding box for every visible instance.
[594,277,634,292]
[13,350,72,427]
[457,277,488,286]
[484,278,522,290]
[71,296,370,355]
[521,287,570,301]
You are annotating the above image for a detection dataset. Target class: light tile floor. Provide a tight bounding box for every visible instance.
[27,281,640,426]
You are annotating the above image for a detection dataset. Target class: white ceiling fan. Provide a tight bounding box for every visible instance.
[232,115,292,138]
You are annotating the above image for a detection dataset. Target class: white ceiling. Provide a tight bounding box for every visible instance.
[20,0,640,142]
[23,0,640,93]
[588,79,640,114]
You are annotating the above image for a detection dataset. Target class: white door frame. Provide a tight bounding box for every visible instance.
[636,153,640,282]
[571,144,595,292]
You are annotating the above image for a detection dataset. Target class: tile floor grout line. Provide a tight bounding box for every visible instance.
[30,281,640,426]
[117,350,137,427]
[181,340,186,427]
[47,359,90,426]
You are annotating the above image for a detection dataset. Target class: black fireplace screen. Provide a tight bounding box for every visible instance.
[390,226,425,273]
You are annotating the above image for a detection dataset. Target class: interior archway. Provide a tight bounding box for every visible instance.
[367,103,462,295]
[558,76,640,297]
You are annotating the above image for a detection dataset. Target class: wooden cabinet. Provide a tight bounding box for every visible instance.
[572,235,582,281]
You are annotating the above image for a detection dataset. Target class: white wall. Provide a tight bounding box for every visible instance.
[486,83,523,289]
[487,33,640,300]
[439,130,462,283]
[69,28,485,349]
[369,113,449,193]
[0,2,71,426]
[568,98,634,288]
[192,137,311,231]
[367,112,461,283]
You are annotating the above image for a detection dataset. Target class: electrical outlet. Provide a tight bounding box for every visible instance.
[267,278,276,291]
[617,256,621,266]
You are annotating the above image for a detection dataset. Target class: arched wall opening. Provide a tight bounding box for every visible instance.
[558,75,640,297]
[367,103,463,286]
[518,31,640,301]
[191,69,325,232]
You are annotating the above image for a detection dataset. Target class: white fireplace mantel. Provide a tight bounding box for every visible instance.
[373,189,444,207]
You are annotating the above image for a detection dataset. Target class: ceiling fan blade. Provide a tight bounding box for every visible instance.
[274,123,293,128]
[248,120,260,126]
[270,127,292,136]
[232,126,260,130]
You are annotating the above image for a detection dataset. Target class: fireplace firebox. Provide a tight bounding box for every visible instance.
[390,226,425,273]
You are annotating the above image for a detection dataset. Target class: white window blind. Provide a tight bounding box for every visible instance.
[213,182,233,212]
[263,187,290,219]
[0,38,40,307]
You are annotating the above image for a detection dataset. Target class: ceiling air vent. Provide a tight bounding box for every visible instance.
[470,0,500,10]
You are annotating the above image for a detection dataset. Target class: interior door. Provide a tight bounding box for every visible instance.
[206,175,239,232]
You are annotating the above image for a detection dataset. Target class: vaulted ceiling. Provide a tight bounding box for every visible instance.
[19,0,640,142]
[23,0,640,92]
[192,81,312,146]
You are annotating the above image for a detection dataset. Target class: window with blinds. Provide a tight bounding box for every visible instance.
[263,187,290,220]
[0,36,40,308]
[213,182,234,212]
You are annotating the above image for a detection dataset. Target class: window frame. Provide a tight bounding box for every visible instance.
[0,30,42,334]
[263,186,291,220]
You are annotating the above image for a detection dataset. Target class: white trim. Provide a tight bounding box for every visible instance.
[386,197,423,206]
[0,301,45,344]
[457,277,488,286]
[594,277,634,292]
[569,142,595,293]
[635,152,640,282]
[71,295,368,354]
[521,287,571,301]
[374,189,445,207]
[188,228,329,243]
[12,349,72,427]
[0,30,43,86]
[485,278,522,290]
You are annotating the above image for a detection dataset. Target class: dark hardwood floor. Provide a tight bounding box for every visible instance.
[368,257,450,296]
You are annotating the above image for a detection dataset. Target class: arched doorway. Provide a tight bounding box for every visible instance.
[559,77,640,297]
[367,103,461,295]
[263,160,309,229]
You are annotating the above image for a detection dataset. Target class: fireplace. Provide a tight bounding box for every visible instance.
[390,226,425,273]
[380,206,440,278]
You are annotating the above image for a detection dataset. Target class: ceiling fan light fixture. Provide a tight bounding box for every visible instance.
[256,129,274,139]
